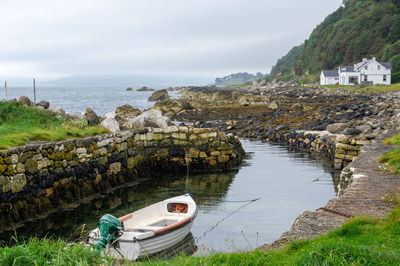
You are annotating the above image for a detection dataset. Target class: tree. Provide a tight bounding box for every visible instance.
[387,16,400,43]
[390,54,400,73]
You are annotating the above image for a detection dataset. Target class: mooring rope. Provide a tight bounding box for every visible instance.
[309,169,335,183]
[194,198,260,244]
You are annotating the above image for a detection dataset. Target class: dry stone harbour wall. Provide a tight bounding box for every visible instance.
[266,129,374,169]
[0,126,244,232]
[265,129,376,195]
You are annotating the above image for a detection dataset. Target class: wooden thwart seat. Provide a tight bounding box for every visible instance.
[134,225,164,232]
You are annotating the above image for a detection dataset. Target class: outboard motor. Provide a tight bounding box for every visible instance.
[94,214,123,251]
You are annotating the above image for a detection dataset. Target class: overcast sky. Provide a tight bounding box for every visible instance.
[0,0,342,80]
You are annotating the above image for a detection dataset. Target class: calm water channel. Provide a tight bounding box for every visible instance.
[6,139,338,255]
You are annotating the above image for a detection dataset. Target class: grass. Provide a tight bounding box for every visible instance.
[1,205,399,265]
[0,101,108,149]
[0,237,109,265]
[224,81,253,88]
[379,134,400,175]
[321,83,400,93]
[139,206,400,265]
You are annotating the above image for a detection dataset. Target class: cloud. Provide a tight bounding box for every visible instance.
[0,0,342,79]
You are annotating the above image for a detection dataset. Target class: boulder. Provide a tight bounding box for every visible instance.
[67,113,83,121]
[326,123,345,133]
[238,96,250,106]
[260,80,267,86]
[148,89,170,102]
[129,109,170,129]
[126,87,133,91]
[115,105,141,119]
[101,118,120,133]
[84,107,99,126]
[343,128,362,136]
[104,112,117,119]
[211,90,234,101]
[268,101,279,110]
[48,107,66,116]
[18,96,31,106]
[36,101,50,109]
[137,86,155,91]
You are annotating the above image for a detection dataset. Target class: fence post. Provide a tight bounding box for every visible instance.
[33,78,36,107]
[4,81,7,100]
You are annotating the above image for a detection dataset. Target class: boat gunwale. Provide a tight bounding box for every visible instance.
[117,209,198,243]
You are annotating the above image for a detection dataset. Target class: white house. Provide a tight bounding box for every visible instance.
[321,57,392,85]
[320,70,339,85]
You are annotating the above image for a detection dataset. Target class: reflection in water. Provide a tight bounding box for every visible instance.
[2,139,342,256]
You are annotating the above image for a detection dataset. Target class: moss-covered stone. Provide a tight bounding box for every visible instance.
[0,165,7,174]
[25,159,38,174]
[54,161,63,168]
[154,133,164,141]
[99,156,108,166]
[5,165,14,175]
[3,156,12,165]
[16,163,25,173]
[10,174,26,193]
[217,155,230,163]
[64,152,73,161]
[109,162,121,175]
[127,157,136,169]
[87,144,96,153]
[199,152,207,158]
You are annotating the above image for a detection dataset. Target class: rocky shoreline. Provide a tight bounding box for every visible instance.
[149,85,400,249]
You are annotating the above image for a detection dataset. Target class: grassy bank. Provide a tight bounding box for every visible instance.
[140,205,400,265]
[1,205,399,265]
[0,101,108,149]
[321,83,400,93]
[379,134,400,174]
[0,238,108,265]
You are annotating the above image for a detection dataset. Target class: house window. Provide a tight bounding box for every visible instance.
[365,66,368,70]
[383,75,387,82]
[364,75,367,82]
[378,65,381,70]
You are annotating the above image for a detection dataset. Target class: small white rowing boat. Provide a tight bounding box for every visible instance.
[88,194,197,261]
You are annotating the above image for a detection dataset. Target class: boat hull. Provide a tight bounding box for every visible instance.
[99,219,194,260]
[89,194,198,261]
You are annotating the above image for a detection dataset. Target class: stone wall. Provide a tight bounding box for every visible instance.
[0,126,244,231]
[265,129,375,171]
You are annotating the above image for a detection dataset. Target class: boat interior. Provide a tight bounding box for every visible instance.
[123,202,190,233]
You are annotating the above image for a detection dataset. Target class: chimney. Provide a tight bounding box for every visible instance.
[372,57,376,60]
[362,58,367,62]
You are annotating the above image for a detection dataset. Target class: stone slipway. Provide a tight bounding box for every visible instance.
[259,130,400,251]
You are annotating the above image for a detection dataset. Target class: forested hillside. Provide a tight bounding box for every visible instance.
[270,0,400,82]
[269,45,303,77]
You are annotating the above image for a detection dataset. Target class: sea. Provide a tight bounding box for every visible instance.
[1,86,181,116]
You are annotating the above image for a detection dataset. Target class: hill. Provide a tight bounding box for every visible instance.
[214,72,269,86]
[270,0,400,82]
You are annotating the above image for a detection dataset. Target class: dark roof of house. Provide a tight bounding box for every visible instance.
[322,70,339,77]
[355,59,393,71]
[339,66,354,72]
[380,62,392,70]
[355,60,370,71]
